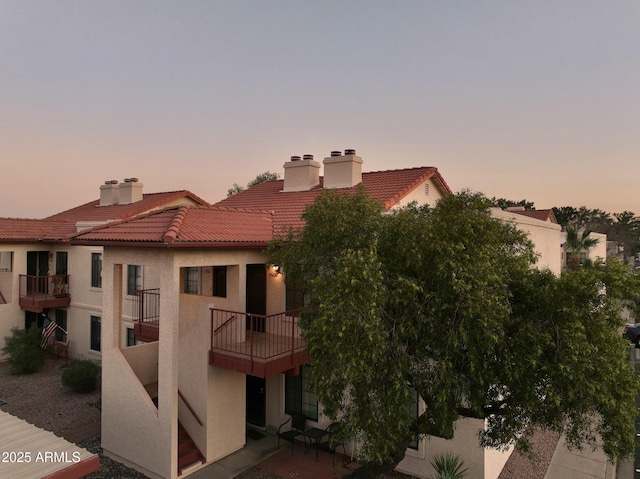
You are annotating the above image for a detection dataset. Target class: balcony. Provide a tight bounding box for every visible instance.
[133,288,160,342]
[209,308,309,378]
[19,275,71,313]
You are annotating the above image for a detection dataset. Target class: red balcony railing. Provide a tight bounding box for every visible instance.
[19,274,71,312]
[132,288,160,342]
[209,308,309,378]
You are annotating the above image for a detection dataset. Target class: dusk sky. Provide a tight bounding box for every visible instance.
[1,1,638,219]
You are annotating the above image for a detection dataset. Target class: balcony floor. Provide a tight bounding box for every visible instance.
[210,332,309,378]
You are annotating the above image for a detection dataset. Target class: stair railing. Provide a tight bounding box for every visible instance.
[178,389,203,426]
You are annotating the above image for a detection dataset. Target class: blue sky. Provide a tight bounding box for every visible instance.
[1,1,638,218]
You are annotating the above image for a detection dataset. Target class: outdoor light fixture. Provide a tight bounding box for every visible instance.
[269,264,283,277]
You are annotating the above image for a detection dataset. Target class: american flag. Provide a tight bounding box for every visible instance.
[41,317,57,349]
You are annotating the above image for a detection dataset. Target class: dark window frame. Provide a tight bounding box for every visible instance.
[54,309,67,343]
[127,265,142,295]
[90,315,101,352]
[285,365,318,421]
[183,267,200,295]
[91,253,102,288]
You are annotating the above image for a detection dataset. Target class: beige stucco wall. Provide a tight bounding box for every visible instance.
[53,244,104,360]
[0,245,32,361]
[391,177,446,209]
[396,417,487,479]
[101,251,179,479]
[491,208,562,275]
[100,246,271,477]
[0,242,105,361]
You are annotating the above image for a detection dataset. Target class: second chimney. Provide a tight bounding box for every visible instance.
[323,149,363,189]
[119,178,143,204]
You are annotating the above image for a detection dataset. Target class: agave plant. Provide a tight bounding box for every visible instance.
[430,452,468,479]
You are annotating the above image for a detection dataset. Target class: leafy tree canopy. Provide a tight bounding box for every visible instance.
[491,197,535,210]
[271,188,640,478]
[227,171,280,197]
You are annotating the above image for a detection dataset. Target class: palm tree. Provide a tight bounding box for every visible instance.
[564,226,599,270]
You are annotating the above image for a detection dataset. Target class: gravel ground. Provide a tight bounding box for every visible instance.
[0,358,146,479]
[498,428,561,479]
[1,358,559,479]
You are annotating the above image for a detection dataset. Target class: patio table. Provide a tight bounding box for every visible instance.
[303,427,329,461]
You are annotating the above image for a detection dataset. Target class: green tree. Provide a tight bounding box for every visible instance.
[271,188,640,478]
[226,183,244,197]
[227,171,281,197]
[247,170,279,188]
[491,197,535,210]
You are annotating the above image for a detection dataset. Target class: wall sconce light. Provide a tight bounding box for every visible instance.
[269,264,283,277]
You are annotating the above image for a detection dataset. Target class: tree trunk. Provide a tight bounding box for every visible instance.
[342,437,410,479]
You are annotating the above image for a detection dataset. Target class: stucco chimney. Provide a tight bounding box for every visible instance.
[282,155,320,192]
[322,149,363,189]
[99,180,119,206]
[119,178,143,205]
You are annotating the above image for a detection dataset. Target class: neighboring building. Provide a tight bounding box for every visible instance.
[560,228,607,271]
[493,206,562,275]
[0,179,209,361]
[67,150,563,479]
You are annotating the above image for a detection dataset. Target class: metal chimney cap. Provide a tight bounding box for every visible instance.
[330,151,342,157]
[290,156,301,161]
[129,177,139,182]
[344,149,356,155]
[303,154,314,160]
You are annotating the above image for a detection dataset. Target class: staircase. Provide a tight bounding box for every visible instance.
[178,422,204,475]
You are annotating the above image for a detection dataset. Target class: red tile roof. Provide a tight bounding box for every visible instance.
[0,191,210,242]
[45,190,210,223]
[0,218,67,243]
[11,167,451,248]
[511,209,558,224]
[71,205,274,248]
[215,167,451,234]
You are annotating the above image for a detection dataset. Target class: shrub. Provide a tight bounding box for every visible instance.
[1,325,47,375]
[61,360,101,393]
[430,453,468,479]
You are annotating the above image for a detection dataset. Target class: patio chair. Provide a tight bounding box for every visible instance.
[277,413,307,454]
[319,422,346,467]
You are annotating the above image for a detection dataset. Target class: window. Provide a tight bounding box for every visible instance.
[127,265,142,295]
[213,266,227,297]
[183,267,200,294]
[285,365,318,421]
[0,251,13,272]
[286,275,305,312]
[566,252,588,266]
[54,310,67,343]
[126,327,136,347]
[55,252,68,276]
[90,316,101,351]
[182,266,227,297]
[91,253,102,288]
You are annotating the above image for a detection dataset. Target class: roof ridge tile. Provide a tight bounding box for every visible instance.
[163,205,189,244]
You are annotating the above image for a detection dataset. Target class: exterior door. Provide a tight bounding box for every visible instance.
[245,264,266,332]
[26,251,49,294]
[246,375,266,427]
[245,264,267,427]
